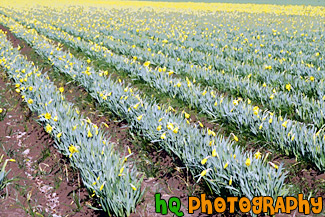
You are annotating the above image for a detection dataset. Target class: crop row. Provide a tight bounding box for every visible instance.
[28,7,325,98]
[0,29,143,216]
[3,12,324,171]
[0,14,290,212]
[6,7,325,128]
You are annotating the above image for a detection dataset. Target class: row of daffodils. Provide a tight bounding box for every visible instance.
[43,7,325,99]
[6,7,325,127]
[1,12,323,172]
[0,29,143,216]
[0,14,291,216]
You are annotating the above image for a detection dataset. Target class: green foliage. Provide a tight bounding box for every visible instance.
[0,155,13,192]
[0,12,291,217]
[3,9,323,171]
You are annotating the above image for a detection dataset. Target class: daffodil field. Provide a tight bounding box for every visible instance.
[0,28,145,215]
[0,0,324,216]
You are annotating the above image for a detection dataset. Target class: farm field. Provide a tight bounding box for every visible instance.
[0,0,324,216]
[139,0,325,6]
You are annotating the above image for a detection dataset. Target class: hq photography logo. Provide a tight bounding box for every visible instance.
[155,193,323,216]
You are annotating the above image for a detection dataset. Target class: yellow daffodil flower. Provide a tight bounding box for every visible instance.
[45,124,53,133]
[161,132,166,140]
[68,145,79,158]
[201,157,208,165]
[137,114,143,121]
[245,158,251,166]
[254,151,261,159]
